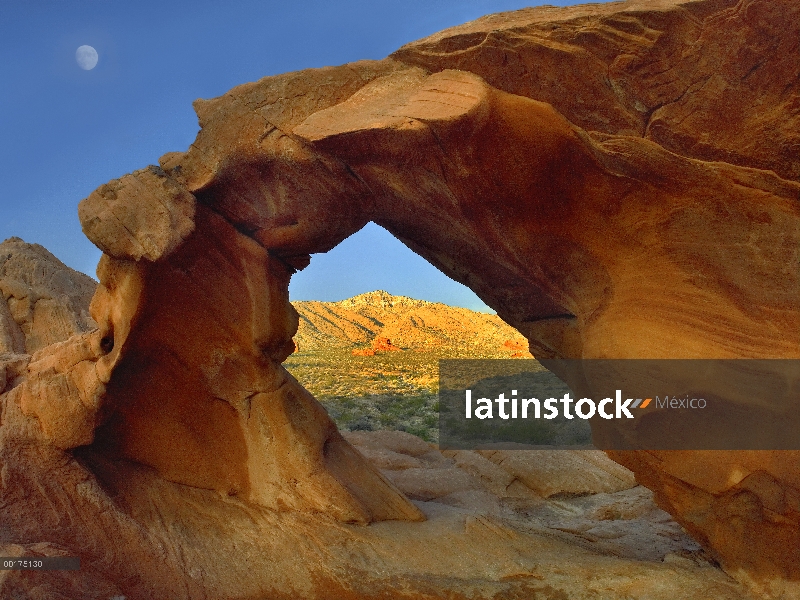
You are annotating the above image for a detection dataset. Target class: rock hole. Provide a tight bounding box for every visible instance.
[100,335,114,354]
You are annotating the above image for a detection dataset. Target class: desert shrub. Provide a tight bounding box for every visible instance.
[283,348,538,444]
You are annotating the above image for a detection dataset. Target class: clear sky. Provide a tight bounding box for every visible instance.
[0,0,611,312]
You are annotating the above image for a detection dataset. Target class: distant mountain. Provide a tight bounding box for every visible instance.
[292,290,530,357]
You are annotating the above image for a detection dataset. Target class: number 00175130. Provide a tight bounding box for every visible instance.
[0,557,78,570]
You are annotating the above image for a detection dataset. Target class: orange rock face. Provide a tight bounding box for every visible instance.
[351,335,401,355]
[85,199,423,523]
[2,0,799,597]
[0,237,96,356]
[501,339,528,357]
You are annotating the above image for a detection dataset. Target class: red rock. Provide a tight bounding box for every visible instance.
[372,336,401,352]
[351,336,401,355]
[502,339,529,357]
[502,340,525,351]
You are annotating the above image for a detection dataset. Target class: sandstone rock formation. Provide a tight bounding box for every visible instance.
[87,202,424,522]
[343,431,692,565]
[0,237,98,430]
[0,237,96,356]
[1,428,761,600]
[372,337,400,352]
[351,336,402,356]
[1,0,799,598]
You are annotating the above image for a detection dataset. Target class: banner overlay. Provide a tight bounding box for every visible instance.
[437,359,800,450]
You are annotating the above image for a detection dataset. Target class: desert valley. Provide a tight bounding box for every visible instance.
[288,290,531,439]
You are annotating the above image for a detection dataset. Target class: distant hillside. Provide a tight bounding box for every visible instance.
[0,237,97,355]
[292,290,530,357]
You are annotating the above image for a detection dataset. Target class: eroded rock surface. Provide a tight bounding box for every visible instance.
[85,200,423,524]
[392,0,800,181]
[2,0,799,598]
[0,237,96,356]
[346,431,705,564]
[0,426,759,599]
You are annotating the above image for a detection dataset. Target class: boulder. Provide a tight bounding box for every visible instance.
[350,446,424,470]
[444,449,516,497]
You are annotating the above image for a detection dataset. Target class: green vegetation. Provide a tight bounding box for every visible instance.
[284,348,468,442]
[284,348,594,446]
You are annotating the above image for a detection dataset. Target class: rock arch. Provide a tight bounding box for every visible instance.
[3,0,800,595]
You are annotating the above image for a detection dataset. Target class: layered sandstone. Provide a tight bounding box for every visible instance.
[0,237,96,356]
[0,237,98,425]
[1,0,799,598]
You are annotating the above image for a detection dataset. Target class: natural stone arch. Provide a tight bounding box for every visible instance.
[4,0,800,595]
[70,61,800,582]
[75,67,601,518]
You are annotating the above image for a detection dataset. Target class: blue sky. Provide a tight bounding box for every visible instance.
[0,0,608,312]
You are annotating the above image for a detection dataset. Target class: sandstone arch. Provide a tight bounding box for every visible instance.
[2,0,800,597]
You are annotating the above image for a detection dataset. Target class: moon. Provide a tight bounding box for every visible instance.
[75,45,98,70]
